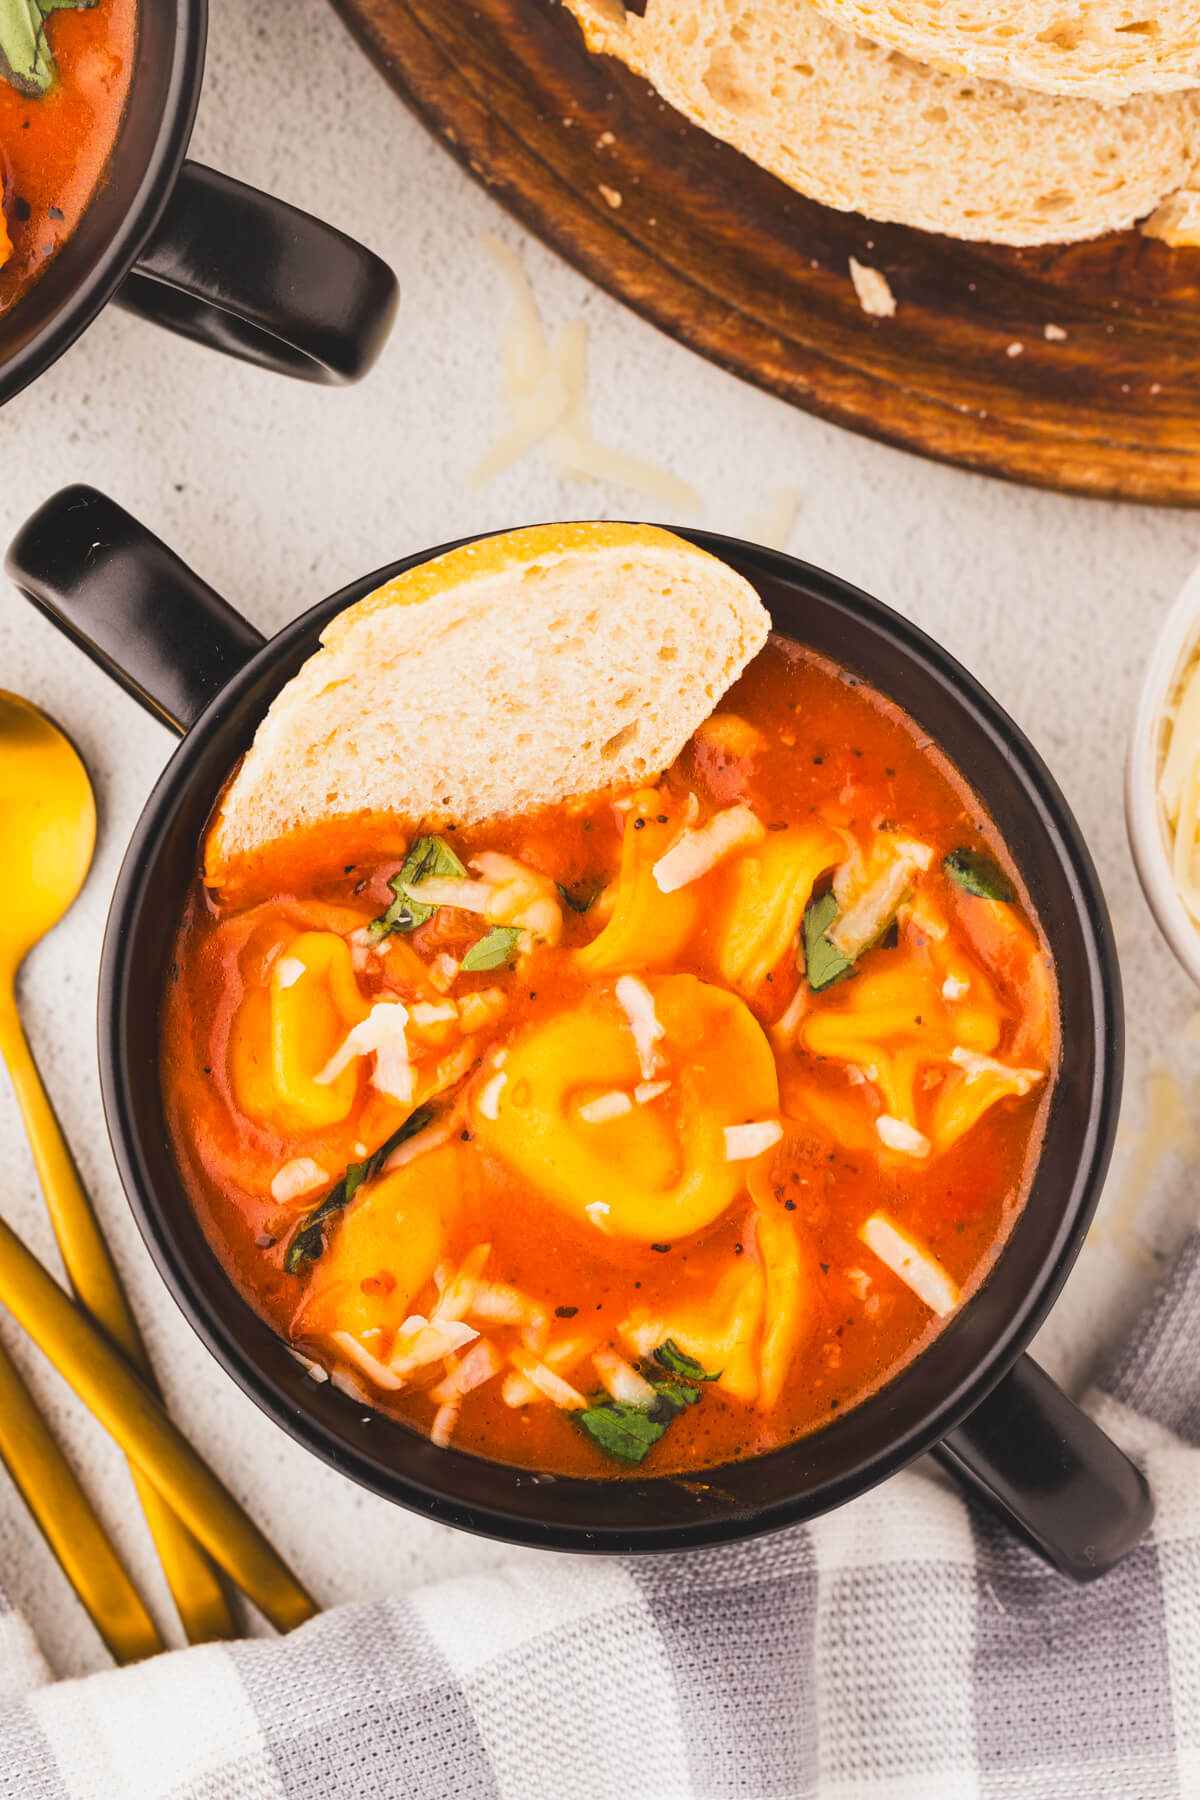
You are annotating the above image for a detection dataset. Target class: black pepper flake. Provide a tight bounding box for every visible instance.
[555,1305,578,1318]
[633,817,646,830]
[813,755,823,766]
[343,864,356,874]
[734,1243,744,1256]
[885,767,896,777]
[783,1198,796,1212]
[830,1398,840,1410]
[582,820,592,831]
[656,814,668,824]
[820,1262,830,1273]
[460,1129,472,1141]
[202,1066,212,1076]
[528,992,537,1001]
[651,1242,672,1254]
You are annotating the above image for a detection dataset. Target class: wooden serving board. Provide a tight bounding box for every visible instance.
[329,0,1200,503]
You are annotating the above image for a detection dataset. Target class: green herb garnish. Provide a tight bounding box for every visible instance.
[801,890,855,992]
[461,925,521,972]
[367,836,467,943]
[577,1343,719,1465]
[283,1105,433,1274]
[0,0,96,98]
[943,849,1014,904]
[578,1401,670,1463]
[557,880,602,914]
[653,1338,721,1382]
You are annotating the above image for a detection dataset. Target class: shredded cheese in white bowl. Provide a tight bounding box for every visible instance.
[1127,558,1200,989]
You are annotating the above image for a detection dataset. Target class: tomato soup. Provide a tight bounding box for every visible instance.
[0,0,137,316]
[160,639,1057,1476]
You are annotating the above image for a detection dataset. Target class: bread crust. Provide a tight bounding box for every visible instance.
[205,524,770,890]
[565,0,1200,245]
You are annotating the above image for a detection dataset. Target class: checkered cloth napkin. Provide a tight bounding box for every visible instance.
[1,1237,1198,1800]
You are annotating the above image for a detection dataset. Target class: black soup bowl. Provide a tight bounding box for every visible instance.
[6,486,1148,1578]
[0,0,397,403]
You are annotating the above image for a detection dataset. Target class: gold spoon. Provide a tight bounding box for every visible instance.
[0,691,234,1645]
[0,1335,163,1664]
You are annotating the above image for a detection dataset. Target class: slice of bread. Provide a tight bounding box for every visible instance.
[204,524,769,889]
[804,0,1200,102]
[564,0,1200,245]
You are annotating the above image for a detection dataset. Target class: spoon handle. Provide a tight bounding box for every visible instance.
[0,1208,318,1634]
[0,1336,164,1665]
[0,992,235,1644]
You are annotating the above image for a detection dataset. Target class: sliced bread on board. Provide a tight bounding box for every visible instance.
[804,0,1200,102]
[563,0,1200,245]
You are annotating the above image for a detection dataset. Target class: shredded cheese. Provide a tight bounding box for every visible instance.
[942,975,970,1002]
[615,975,665,1080]
[330,1331,406,1390]
[383,1114,456,1172]
[578,1090,633,1124]
[634,1080,670,1105]
[510,1349,587,1410]
[409,1000,458,1028]
[875,1115,932,1159]
[652,804,765,893]
[316,1002,413,1104]
[389,1315,479,1379]
[274,956,305,989]
[949,1047,1043,1094]
[742,487,801,553]
[585,1200,611,1230]
[269,1157,328,1204]
[592,1349,657,1409]
[859,1213,960,1316]
[724,1120,783,1160]
[475,1069,508,1120]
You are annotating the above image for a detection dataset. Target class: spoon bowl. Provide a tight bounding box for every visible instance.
[0,688,238,1643]
[0,692,96,980]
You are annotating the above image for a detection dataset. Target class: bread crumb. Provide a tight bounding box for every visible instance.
[1142,188,1200,247]
[1005,342,1023,358]
[599,184,623,209]
[848,258,895,319]
[1043,323,1067,342]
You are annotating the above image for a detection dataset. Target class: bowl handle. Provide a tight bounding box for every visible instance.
[5,485,265,735]
[112,163,399,386]
[932,1353,1152,1580]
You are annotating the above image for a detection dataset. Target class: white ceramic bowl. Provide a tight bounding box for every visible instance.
[1126,560,1200,989]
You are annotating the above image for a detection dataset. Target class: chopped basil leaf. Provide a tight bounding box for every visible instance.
[0,0,95,96]
[943,849,1014,904]
[283,1105,433,1273]
[461,925,521,972]
[653,1339,720,1382]
[577,1341,714,1464]
[802,890,854,992]
[579,1402,668,1464]
[557,880,602,914]
[367,836,467,942]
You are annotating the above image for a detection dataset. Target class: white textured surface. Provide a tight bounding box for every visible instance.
[1,0,1200,1681]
